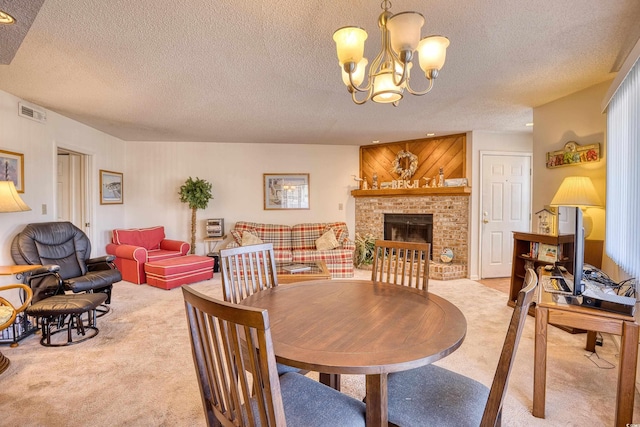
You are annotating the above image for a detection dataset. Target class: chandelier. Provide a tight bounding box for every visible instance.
[332,0,449,106]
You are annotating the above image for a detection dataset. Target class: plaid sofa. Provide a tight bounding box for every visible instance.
[226,221,355,278]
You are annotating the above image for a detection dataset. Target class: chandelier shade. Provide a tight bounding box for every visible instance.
[417,36,450,76]
[333,0,449,106]
[387,12,424,53]
[333,27,368,65]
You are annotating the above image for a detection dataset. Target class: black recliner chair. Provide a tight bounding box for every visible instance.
[11,221,122,310]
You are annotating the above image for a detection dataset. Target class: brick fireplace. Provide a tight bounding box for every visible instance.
[353,189,470,280]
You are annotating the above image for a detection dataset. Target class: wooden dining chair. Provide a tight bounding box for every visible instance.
[182,286,366,427]
[219,243,301,376]
[219,243,279,304]
[386,268,538,427]
[371,240,430,292]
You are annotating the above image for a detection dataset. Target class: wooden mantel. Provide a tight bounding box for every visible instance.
[351,186,471,197]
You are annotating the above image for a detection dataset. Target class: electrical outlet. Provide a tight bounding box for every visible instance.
[338,203,344,211]
[41,204,47,215]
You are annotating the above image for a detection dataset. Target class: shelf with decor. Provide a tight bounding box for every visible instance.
[510,232,575,308]
[351,186,471,197]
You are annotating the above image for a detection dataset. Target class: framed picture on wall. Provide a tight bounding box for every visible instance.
[0,149,25,193]
[100,170,123,204]
[263,173,309,210]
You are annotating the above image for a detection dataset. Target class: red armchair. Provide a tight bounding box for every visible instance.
[106,226,190,284]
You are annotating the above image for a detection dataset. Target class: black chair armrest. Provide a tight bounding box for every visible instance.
[86,255,116,265]
[86,255,117,272]
[24,265,65,295]
[26,264,61,277]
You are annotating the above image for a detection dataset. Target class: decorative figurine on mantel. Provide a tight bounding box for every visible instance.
[362,178,369,190]
[438,167,445,187]
[372,172,378,190]
[422,177,431,188]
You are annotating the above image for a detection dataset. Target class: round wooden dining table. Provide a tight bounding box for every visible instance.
[240,279,467,426]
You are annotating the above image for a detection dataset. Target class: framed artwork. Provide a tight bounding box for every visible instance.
[264,173,309,210]
[0,149,25,193]
[546,141,600,168]
[100,170,123,205]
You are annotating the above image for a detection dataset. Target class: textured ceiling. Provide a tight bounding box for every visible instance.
[0,0,639,146]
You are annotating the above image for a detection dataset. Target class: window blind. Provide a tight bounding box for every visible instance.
[606,58,640,278]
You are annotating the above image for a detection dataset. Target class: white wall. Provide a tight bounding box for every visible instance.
[0,89,127,287]
[467,131,533,280]
[532,81,613,273]
[123,142,360,255]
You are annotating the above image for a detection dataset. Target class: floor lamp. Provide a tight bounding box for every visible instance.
[550,176,602,238]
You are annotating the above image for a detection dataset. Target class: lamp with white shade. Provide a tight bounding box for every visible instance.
[550,176,602,238]
[0,181,30,213]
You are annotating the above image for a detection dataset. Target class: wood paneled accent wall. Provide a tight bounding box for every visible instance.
[359,133,466,184]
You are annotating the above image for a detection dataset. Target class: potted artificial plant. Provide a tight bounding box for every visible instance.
[179,177,213,254]
[354,232,376,268]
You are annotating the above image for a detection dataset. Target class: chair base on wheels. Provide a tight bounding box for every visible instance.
[26,293,107,347]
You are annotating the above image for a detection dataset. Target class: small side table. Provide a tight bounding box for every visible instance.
[203,235,227,256]
[0,264,42,347]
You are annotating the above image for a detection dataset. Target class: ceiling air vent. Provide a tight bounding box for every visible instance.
[18,102,47,123]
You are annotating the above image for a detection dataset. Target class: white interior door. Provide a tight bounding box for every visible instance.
[57,154,71,221]
[480,153,532,278]
[56,148,92,239]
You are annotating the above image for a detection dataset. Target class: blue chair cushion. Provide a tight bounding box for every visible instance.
[279,372,366,426]
[387,364,489,427]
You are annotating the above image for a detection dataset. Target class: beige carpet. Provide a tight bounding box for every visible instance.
[1,269,638,426]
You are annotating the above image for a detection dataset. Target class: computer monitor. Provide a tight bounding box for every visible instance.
[558,206,585,296]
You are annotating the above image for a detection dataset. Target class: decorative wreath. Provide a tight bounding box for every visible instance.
[391,150,418,180]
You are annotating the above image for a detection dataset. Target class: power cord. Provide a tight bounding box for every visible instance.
[583,264,636,298]
[585,350,615,369]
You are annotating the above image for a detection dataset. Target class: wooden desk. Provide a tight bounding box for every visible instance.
[241,279,467,426]
[533,285,639,427]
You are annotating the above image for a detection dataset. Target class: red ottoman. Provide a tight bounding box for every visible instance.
[144,255,214,290]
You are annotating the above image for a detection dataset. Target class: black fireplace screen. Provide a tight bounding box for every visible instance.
[383,214,433,260]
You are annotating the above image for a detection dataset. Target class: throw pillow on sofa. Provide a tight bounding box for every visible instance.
[323,225,346,246]
[315,229,339,251]
[241,231,264,246]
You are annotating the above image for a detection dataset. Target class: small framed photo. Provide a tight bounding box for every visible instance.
[0,149,25,193]
[538,243,558,263]
[100,170,123,205]
[264,173,309,210]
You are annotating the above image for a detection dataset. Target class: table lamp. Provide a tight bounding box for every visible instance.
[550,176,602,238]
[0,181,30,212]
